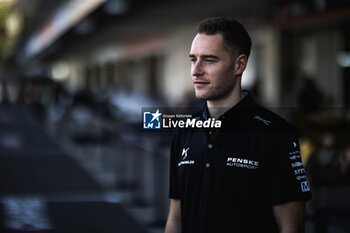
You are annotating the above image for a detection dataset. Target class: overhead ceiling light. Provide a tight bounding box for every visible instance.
[24,0,106,60]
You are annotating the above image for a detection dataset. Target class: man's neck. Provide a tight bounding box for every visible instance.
[207,90,244,119]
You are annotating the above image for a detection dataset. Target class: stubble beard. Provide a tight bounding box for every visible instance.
[194,79,237,101]
[194,61,238,101]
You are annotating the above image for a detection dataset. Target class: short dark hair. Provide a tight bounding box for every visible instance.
[198,16,252,58]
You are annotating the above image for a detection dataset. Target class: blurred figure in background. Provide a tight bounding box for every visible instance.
[305,130,350,233]
[297,75,324,116]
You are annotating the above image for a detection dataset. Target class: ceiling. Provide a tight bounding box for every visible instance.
[11,0,350,68]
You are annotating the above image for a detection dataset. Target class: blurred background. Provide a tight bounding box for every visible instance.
[0,0,349,232]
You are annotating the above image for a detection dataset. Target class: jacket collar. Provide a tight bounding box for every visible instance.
[201,91,256,121]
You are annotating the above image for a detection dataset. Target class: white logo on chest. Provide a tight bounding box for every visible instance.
[178,147,195,167]
[253,115,271,126]
[182,147,189,159]
[226,157,259,170]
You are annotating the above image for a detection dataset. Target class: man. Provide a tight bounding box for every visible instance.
[164,16,312,233]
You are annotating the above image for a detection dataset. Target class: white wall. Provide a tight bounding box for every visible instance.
[161,26,196,105]
[251,27,281,106]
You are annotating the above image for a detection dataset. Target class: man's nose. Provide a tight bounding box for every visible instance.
[192,61,204,77]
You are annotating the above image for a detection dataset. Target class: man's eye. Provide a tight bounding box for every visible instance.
[190,59,197,63]
[205,59,215,63]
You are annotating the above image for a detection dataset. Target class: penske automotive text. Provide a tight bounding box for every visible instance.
[226,157,259,170]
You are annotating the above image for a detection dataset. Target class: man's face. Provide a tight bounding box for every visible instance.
[189,33,238,101]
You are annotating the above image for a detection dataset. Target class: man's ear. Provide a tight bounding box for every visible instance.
[234,54,248,76]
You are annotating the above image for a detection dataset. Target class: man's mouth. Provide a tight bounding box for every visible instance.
[194,81,209,87]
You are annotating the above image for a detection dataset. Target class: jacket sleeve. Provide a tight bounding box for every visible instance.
[268,130,312,205]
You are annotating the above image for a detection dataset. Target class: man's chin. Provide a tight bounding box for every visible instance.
[195,93,208,100]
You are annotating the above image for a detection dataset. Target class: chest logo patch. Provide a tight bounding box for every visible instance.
[226,157,259,170]
[253,115,271,126]
[182,147,190,160]
[178,147,194,167]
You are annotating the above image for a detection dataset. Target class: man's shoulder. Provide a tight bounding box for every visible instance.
[250,104,297,133]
